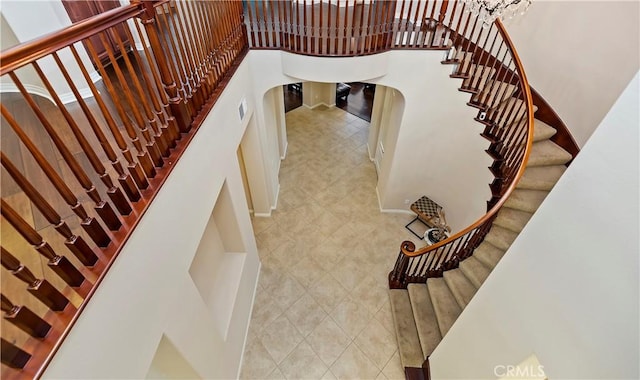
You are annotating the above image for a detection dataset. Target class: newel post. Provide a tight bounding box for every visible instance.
[134,0,191,133]
[389,241,415,289]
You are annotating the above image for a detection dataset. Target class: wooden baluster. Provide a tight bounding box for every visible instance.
[368,0,379,54]
[295,1,304,53]
[157,6,194,114]
[1,106,111,247]
[398,0,410,47]
[318,0,324,54]
[269,0,277,49]
[180,1,209,110]
[1,338,31,369]
[1,247,70,311]
[341,0,348,54]
[1,294,51,338]
[276,0,285,50]
[137,0,192,133]
[439,0,455,48]
[111,30,171,158]
[8,72,123,232]
[426,0,438,47]
[30,61,133,217]
[1,200,86,287]
[216,1,233,70]
[97,32,164,169]
[310,0,316,54]
[186,0,213,102]
[475,28,499,90]
[84,38,157,181]
[356,0,365,54]
[195,1,218,92]
[1,153,98,266]
[362,0,372,53]
[327,0,333,54]
[206,2,225,83]
[129,21,180,148]
[213,1,228,72]
[302,0,308,53]
[68,45,149,192]
[349,0,357,54]
[245,0,257,47]
[52,51,141,202]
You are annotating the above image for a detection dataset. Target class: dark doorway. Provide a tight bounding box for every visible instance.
[283,83,303,113]
[336,82,375,122]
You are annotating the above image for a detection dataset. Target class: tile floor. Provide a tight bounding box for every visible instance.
[240,106,423,380]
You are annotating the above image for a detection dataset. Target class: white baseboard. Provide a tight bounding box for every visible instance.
[304,102,333,110]
[375,186,413,215]
[280,141,288,160]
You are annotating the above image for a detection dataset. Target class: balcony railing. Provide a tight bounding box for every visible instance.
[1,0,534,378]
[0,1,246,377]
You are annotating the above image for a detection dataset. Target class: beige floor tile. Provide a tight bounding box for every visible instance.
[267,273,306,310]
[266,366,287,380]
[308,273,349,313]
[240,339,277,379]
[290,257,327,290]
[285,293,328,337]
[260,314,304,364]
[306,316,351,367]
[381,352,406,380]
[374,297,395,336]
[279,341,328,379]
[350,275,389,315]
[330,298,373,339]
[330,343,381,380]
[250,287,284,336]
[354,318,398,370]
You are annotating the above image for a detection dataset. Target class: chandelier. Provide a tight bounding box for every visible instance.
[462,0,532,26]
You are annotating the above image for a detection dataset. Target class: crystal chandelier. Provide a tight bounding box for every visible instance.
[462,0,532,26]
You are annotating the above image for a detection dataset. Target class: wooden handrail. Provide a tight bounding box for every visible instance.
[400,19,534,258]
[0,4,141,75]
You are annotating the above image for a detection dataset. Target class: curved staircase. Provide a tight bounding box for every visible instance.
[390,117,573,368]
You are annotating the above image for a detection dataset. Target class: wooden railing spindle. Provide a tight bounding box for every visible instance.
[84,38,157,180]
[30,61,134,217]
[1,200,87,288]
[1,153,99,266]
[68,45,150,192]
[1,105,111,248]
[1,338,31,369]
[1,294,51,338]
[0,247,70,311]
[8,72,123,232]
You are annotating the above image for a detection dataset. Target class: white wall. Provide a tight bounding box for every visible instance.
[430,72,640,379]
[506,0,640,147]
[43,59,261,379]
[250,50,492,233]
[302,81,337,108]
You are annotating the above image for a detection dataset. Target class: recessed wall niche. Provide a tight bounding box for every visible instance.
[145,335,201,379]
[188,180,247,340]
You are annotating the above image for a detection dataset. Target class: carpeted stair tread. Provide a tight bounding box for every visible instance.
[472,81,518,105]
[407,284,442,357]
[443,269,478,309]
[461,65,495,90]
[488,97,539,125]
[459,256,491,288]
[503,188,549,213]
[494,207,534,233]
[485,225,519,251]
[518,165,567,190]
[390,289,425,368]
[427,278,462,336]
[473,241,506,269]
[532,119,557,142]
[527,140,573,167]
